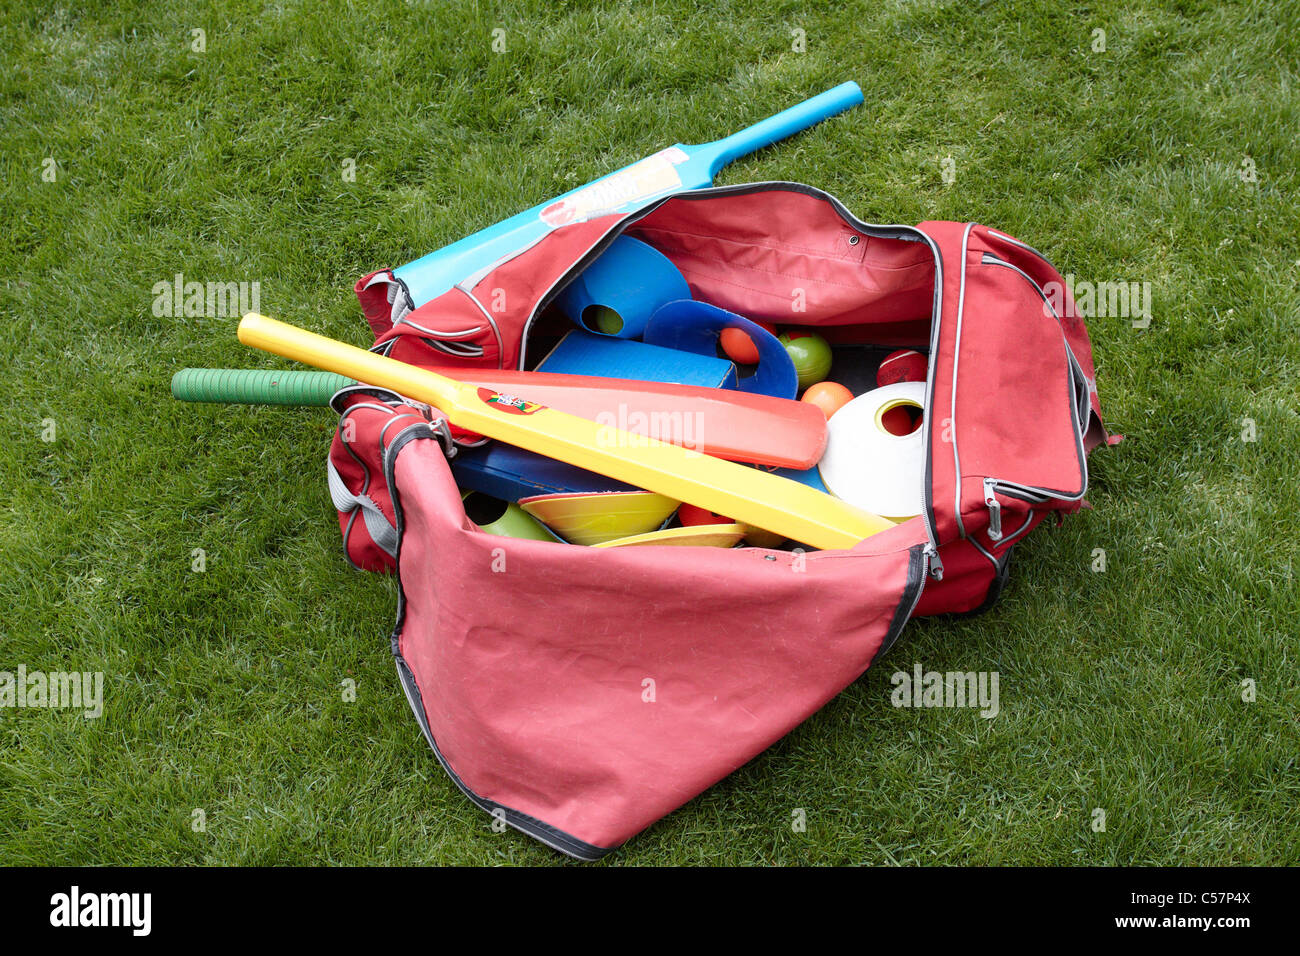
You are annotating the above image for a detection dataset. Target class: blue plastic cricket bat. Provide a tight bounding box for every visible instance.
[394,82,864,307]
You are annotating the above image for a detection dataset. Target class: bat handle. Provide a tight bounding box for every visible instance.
[695,81,864,176]
[237,313,469,414]
[171,368,355,406]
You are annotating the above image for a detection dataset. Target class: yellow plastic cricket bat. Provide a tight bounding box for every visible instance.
[237,313,895,549]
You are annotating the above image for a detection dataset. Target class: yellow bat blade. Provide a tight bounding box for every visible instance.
[237,313,894,550]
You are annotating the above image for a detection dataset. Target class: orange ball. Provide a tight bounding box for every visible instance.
[719,322,777,365]
[800,381,854,420]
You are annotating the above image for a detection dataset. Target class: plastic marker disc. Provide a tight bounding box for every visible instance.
[817,382,926,520]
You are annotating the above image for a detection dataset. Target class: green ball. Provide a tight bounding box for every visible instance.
[779,331,833,389]
[589,306,624,335]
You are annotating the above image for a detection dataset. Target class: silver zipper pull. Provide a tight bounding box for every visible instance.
[984,478,1003,540]
[924,543,944,580]
[982,476,1003,538]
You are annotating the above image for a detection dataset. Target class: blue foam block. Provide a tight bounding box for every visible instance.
[556,236,691,339]
[451,441,635,501]
[536,329,737,389]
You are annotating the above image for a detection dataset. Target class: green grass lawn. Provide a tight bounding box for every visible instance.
[1,0,1296,865]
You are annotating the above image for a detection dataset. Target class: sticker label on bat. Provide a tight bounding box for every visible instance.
[477,387,544,415]
[539,147,688,227]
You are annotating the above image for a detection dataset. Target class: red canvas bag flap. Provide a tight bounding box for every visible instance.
[627,186,935,340]
[921,222,1097,546]
[355,270,400,339]
[369,214,629,373]
[976,227,1108,437]
[372,286,506,372]
[385,433,929,856]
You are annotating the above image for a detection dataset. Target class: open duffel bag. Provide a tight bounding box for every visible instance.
[331,183,1114,859]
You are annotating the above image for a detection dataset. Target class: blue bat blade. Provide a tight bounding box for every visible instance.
[393,82,863,308]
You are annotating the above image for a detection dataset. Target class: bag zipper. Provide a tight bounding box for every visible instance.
[918,226,947,580]
[981,479,1050,544]
[983,477,1003,541]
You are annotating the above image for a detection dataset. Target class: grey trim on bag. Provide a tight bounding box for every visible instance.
[329,386,404,414]
[397,317,485,338]
[327,459,398,558]
[984,228,1060,273]
[969,547,1015,617]
[335,407,382,572]
[950,223,978,540]
[994,509,1037,550]
[969,534,998,567]
[421,337,484,359]
[457,287,507,370]
[868,544,929,665]
[330,394,454,569]
[360,271,413,329]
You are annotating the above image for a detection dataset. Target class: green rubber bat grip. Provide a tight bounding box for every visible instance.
[170,368,356,406]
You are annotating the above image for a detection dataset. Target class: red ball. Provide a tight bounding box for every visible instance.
[876,349,928,386]
[719,322,777,365]
[678,503,733,526]
[679,503,784,548]
[880,403,923,436]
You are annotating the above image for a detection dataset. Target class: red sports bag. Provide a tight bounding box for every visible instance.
[330,183,1114,858]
